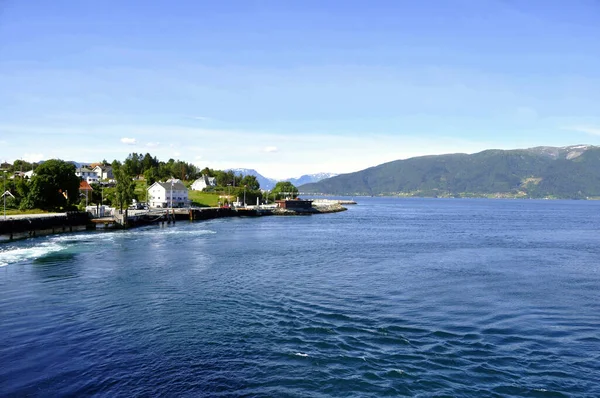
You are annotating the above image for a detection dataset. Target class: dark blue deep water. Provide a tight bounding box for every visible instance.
[1,198,599,397]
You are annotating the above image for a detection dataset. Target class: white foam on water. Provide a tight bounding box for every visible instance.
[294,352,309,357]
[158,229,216,236]
[0,241,64,267]
[0,227,216,267]
[120,228,217,238]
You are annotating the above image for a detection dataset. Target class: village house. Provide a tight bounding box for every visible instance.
[147,180,189,208]
[93,165,114,180]
[75,167,99,183]
[191,174,216,191]
[79,180,93,195]
[78,180,93,203]
[10,171,25,179]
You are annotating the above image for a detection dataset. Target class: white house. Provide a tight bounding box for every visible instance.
[191,174,216,191]
[147,181,189,208]
[75,167,99,183]
[93,165,114,180]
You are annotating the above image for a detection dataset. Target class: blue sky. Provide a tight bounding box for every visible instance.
[1,0,599,179]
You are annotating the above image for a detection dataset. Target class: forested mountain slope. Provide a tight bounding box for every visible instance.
[299,145,600,199]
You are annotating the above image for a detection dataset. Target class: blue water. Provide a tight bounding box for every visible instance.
[1,198,599,397]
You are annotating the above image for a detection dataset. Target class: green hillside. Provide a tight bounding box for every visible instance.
[299,145,600,199]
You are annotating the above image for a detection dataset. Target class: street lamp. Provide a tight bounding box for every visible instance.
[3,170,6,220]
[170,178,174,209]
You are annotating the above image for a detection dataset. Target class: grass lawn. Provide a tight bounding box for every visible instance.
[134,180,148,201]
[188,191,222,207]
[2,208,51,216]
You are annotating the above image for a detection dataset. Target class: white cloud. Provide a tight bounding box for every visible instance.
[567,126,600,136]
[189,116,211,121]
[120,137,137,145]
[146,141,160,148]
[0,122,499,180]
[263,146,278,153]
[194,155,202,160]
[23,153,44,163]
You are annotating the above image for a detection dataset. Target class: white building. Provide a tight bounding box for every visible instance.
[147,181,189,208]
[75,167,99,183]
[191,174,216,191]
[93,165,114,180]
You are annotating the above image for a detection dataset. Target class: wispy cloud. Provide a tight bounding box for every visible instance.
[120,137,137,145]
[0,122,498,179]
[566,126,600,136]
[146,141,160,148]
[263,146,278,153]
[189,116,212,121]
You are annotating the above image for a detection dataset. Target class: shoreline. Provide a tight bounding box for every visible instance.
[0,204,348,243]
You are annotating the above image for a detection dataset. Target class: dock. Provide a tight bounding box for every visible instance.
[0,202,350,242]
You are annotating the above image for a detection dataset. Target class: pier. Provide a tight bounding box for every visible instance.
[0,202,348,242]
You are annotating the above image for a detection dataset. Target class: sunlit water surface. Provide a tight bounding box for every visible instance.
[1,198,599,397]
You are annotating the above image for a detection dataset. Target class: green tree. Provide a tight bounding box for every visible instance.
[112,161,136,211]
[158,161,174,180]
[12,176,30,209]
[24,159,80,210]
[11,159,37,173]
[141,153,159,173]
[271,181,298,199]
[144,167,159,186]
[89,183,103,204]
[124,153,143,176]
[241,175,260,190]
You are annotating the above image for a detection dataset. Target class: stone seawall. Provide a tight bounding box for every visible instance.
[272,203,347,215]
[0,212,92,242]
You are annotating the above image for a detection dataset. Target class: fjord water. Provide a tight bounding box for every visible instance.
[1,199,599,397]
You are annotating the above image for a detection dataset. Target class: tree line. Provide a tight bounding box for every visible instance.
[2,152,299,212]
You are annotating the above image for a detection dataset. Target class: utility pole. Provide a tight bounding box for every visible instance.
[3,170,6,219]
[170,178,174,209]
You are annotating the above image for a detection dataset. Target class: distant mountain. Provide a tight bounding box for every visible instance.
[66,161,87,168]
[228,168,278,190]
[523,145,592,160]
[299,145,600,199]
[228,169,337,190]
[288,172,338,186]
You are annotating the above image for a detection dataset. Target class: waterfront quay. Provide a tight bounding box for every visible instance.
[0,202,347,242]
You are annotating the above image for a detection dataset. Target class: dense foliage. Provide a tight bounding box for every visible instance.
[112,160,136,211]
[300,147,600,199]
[271,181,299,199]
[124,153,200,181]
[22,159,81,211]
